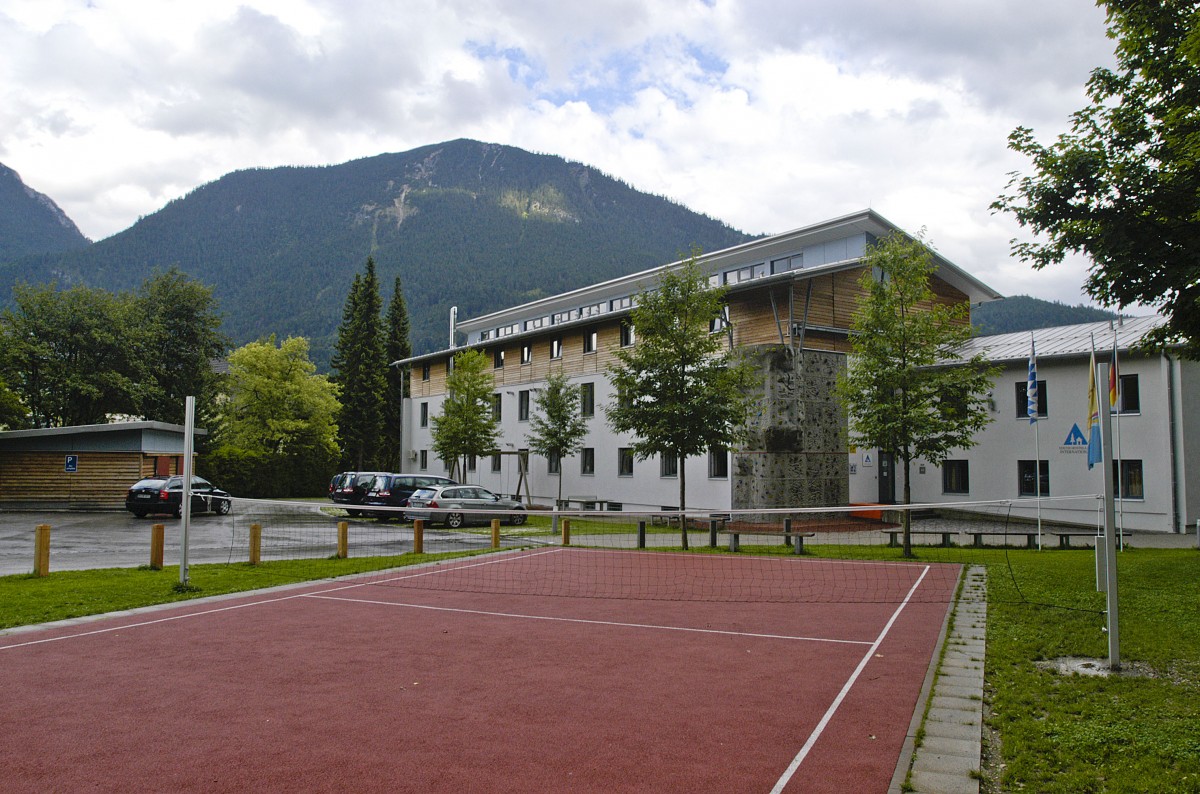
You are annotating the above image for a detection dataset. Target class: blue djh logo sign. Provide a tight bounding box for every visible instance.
[1063,424,1088,446]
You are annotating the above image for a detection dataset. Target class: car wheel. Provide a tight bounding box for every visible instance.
[215,498,231,515]
[348,509,362,517]
[508,511,526,526]
[173,507,182,519]
[445,512,465,529]
[132,511,147,519]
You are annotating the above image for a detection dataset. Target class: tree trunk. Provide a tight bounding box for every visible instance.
[678,453,688,550]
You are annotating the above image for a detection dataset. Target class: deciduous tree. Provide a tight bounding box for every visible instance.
[605,252,759,548]
[431,349,499,480]
[526,369,589,510]
[836,232,998,557]
[993,1,1200,356]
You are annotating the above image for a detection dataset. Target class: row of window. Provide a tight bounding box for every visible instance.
[411,447,731,479]
[1014,374,1141,419]
[419,383,599,427]
[941,459,1145,499]
[476,254,806,342]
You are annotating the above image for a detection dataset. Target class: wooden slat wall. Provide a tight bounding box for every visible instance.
[0,451,144,509]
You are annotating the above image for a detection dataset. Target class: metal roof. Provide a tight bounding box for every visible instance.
[955,315,1165,364]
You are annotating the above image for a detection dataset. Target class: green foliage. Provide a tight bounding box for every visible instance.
[973,295,1120,336]
[431,349,499,477]
[606,252,759,527]
[0,140,754,369]
[134,268,229,424]
[332,258,387,469]
[993,2,1200,357]
[526,369,589,504]
[210,336,340,495]
[837,233,998,553]
[0,272,226,428]
[0,282,146,426]
[381,275,412,470]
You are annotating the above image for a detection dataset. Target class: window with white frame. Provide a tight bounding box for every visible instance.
[580,382,595,417]
[580,448,595,475]
[1114,459,1144,499]
[1015,381,1048,419]
[1017,459,1050,497]
[708,446,728,479]
[942,460,969,494]
[518,390,530,421]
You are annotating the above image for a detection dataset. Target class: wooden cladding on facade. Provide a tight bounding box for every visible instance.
[0,451,144,510]
[409,265,972,398]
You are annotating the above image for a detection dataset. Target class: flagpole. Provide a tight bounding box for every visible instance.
[1112,325,1124,550]
[1027,333,1042,549]
[1035,420,1042,547]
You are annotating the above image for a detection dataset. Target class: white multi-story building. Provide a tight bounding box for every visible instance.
[398,210,998,514]
[850,315,1198,533]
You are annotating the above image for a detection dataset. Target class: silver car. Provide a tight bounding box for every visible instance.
[405,485,527,528]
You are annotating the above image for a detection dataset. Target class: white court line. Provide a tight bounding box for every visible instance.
[769,565,933,794]
[0,548,566,652]
[302,593,874,646]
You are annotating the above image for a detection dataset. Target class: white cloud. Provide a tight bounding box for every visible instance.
[0,0,1119,308]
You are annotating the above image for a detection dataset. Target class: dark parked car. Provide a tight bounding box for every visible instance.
[363,474,457,520]
[125,475,231,518]
[405,485,526,528]
[328,471,390,515]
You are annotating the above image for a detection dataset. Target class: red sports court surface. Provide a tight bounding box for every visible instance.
[0,548,960,793]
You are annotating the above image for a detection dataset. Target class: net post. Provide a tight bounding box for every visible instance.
[637,520,646,549]
[249,523,261,565]
[784,517,793,548]
[337,521,348,559]
[561,518,571,546]
[413,520,424,555]
[708,519,718,548]
[491,519,501,549]
[150,523,165,570]
[34,524,51,576]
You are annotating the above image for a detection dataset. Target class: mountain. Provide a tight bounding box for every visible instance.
[972,295,1122,336]
[0,163,90,261]
[0,140,754,366]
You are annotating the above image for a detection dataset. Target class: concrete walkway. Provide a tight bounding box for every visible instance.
[891,565,988,794]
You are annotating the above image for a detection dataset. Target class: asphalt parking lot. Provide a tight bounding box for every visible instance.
[0,509,244,576]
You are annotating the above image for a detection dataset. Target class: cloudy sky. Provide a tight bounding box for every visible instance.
[1,0,1118,306]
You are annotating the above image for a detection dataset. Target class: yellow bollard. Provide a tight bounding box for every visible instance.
[249,523,262,565]
[491,518,501,549]
[34,524,51,576]
[413,519,424,555]
[562,518,571,547]
[337,521,349,559]
[150,524,165,570]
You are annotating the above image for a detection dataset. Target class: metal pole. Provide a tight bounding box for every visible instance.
[1099,366,1120,670]
[1034,420,1042,549]
[180,396,195,586]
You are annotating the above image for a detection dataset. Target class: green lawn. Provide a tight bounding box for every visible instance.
[2,542,1197,792]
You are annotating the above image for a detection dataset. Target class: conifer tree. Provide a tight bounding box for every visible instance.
[332,258,387,470]
[382,276,412,470]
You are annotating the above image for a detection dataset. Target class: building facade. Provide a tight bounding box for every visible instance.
[849,316,1197,533]
[399,210,999,513]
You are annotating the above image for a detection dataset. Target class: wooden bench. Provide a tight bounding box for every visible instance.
[882,529,955,547]
[962,529,1039,549]
[1056,532,1108,551]
[720,529,816,554]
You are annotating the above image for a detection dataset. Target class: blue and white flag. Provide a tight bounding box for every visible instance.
[1026,337,1038,424]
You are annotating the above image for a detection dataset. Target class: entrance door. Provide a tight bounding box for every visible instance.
[878,451,896,504]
